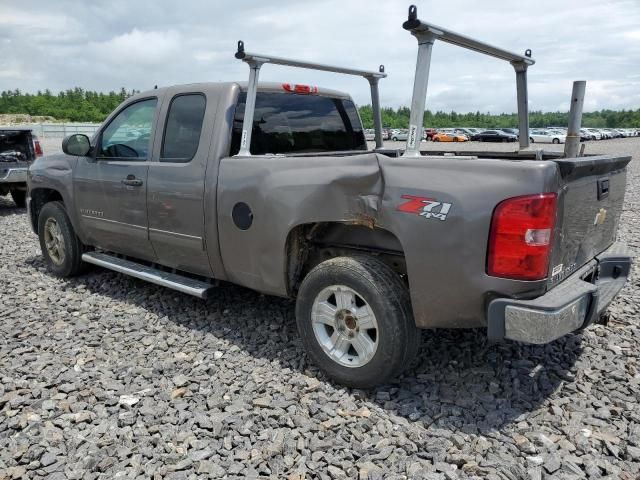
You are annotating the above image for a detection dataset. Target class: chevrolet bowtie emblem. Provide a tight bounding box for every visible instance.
[594,208,607,226]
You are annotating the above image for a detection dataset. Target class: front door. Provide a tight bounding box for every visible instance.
[74,97,160,262]
[146,90,213,277]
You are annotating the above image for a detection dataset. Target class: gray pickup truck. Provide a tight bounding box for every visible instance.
[28,7,632,387]
[1,127,43,207]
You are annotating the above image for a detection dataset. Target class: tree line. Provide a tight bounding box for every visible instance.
[0,88,638,128]
[0,88,139,123]
[358,105,640,129]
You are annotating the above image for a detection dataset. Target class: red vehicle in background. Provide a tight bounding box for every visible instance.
[423,128,437,140]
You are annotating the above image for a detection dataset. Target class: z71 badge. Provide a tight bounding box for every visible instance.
[397,195,452,221]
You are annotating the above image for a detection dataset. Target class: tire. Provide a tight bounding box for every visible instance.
[37,201,85,277]
[392,137,398,142]
[10,189,26,208]
[434,137,440,142]
[295,256,420,388]
[529,138,534,144]
[552,138,560,144]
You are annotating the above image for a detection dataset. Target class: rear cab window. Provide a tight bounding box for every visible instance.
[161,93,207,163]
[230,91,366,155]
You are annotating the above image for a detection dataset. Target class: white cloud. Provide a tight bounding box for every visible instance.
[87,29,182,66]
[0,0,639,113]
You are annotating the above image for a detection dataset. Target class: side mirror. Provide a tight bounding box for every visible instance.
[62,134,91,156]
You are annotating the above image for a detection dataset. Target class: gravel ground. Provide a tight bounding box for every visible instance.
[1,138,639,480]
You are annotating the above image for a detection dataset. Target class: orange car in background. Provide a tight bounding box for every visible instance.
[433,131,468,142]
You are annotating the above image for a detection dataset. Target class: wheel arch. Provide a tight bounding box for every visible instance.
[284,222,408,297]
[29,188,65,233]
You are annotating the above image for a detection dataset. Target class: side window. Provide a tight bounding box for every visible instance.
[161,94,206,163]
[99,98,157,160]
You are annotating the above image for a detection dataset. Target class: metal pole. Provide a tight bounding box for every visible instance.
[237,60,263,157]
[564,80,586,158]
[513,61,530,149]
[403,32,436,157]
[368,76,384,149]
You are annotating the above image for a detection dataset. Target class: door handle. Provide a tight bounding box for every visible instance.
[122,175,143,187]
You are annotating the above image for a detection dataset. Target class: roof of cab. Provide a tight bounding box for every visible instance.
[128,82,352,102]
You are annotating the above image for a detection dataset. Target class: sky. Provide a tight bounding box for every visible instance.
[1,0,639,114]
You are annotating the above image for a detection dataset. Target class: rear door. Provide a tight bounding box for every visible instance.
[146,89,215,277]
[74,97,160,261]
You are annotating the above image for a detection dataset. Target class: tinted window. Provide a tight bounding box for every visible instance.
[161,94,206,163]
[230,92,366,155]
[99,98,157,159]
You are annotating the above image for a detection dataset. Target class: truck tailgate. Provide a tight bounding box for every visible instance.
[548,154,631,286]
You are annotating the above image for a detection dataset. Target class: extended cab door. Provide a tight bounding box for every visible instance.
[74,97,160,261]
[146,89,215,277]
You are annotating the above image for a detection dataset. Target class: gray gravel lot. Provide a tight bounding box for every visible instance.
[1,138,639,479]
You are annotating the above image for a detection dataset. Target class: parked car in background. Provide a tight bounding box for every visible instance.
[391,129,409,141]
[433,130,468,142]
[580,128,596,141]
[1,127,43,207]
[586,128,603,140]
[382,128,391,140]
[453,128,475,138]
[471,130,517,142]
[364,129,376,141]
[598,129,613,139]
[498,128,519,136]
[529,129,566,144]
[423,128,437,140]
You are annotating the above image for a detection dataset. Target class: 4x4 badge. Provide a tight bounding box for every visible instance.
[397,195,452,221]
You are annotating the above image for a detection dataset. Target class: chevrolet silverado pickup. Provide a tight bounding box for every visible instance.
[27,6,632,387]
[0,127,42,207]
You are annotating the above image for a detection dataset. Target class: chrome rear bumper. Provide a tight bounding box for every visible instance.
[487,242,632,344]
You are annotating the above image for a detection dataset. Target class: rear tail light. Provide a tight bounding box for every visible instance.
[487,193,557,281]
[282,83,318,94]
[34,138,43,157]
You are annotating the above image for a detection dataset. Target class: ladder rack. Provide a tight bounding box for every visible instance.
[234,41,387,156]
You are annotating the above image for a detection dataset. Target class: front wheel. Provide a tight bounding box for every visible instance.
[295,256,420,388]
[38,201,85,277]
[552,138,560,144]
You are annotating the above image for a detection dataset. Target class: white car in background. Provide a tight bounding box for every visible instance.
[529,129,566,144]
[586,128,603,140]
[391,129,409,141]
[364,129,376,141]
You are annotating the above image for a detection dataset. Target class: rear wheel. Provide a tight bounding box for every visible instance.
[295,256,420,388]
[552,138,560,144]
[10,189,26,208]
[38,201,85,277]
[529,137,534,144]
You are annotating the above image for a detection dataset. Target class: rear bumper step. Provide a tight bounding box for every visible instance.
[82,252,214,299]
[487,241,632,344]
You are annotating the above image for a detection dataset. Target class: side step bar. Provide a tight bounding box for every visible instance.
[82,252,214,299]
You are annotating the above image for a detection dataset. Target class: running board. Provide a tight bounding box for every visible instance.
[82,252,214,299]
